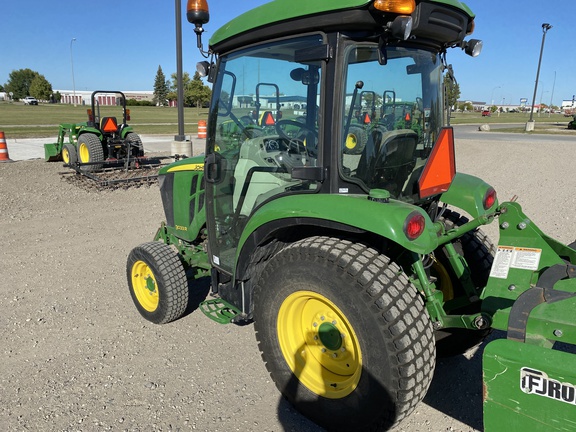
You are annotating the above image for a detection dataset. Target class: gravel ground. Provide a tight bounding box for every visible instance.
[1,134,575,432]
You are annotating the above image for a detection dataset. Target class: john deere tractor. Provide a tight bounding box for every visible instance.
[45,91,144,171]
[126,1,576,430]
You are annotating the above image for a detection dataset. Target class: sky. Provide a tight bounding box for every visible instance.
[2,0,575,107]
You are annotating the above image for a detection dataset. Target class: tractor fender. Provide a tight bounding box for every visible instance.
[440,172,498,217]
[78,128,103,141]
[233,193,439,280]
[120,126,135,139]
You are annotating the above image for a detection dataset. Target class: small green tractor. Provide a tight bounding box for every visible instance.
[126,1,576,430]
[45,90,144,171]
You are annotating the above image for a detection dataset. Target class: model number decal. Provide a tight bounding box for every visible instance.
[521,367,576,405]
[175,225,188,231]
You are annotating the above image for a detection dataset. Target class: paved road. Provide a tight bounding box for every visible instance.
[454,123,576,143]
[3,134,205,161]
[5,124,574,162]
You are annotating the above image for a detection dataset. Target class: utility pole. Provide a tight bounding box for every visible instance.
[526,23,552,131]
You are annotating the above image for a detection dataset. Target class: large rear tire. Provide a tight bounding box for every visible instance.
[253,236,435,431]
[433,209,495,356]
[77,133,104,172]
[125,132,144,157]
[126,242,188,324]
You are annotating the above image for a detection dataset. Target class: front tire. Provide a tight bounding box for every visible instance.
[62,144,77,165]
[253,236,435,431]
[126,242,188,324]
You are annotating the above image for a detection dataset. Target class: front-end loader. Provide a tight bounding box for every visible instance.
[126,1,576,430]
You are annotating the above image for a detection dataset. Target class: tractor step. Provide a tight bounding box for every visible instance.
[199,298,242,324]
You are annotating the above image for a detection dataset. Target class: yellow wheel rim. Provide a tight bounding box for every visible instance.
[277,291,362,399]
[78,142,89,163]
[431,256,454,301]
[131,260,159,312]
[345,133,357,150]
[62,148,70,164]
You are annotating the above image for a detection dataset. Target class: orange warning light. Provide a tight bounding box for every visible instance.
[418,127,455,199]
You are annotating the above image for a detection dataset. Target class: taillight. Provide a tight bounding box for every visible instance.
[404,211,425,240]
[483,187,497,210]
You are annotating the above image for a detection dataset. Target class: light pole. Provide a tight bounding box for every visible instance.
[174,0,185,142]
[491,86,500,106]
[70,38,77,106]
[539,89,549,117]
[527,23,552,131]
[549,70,556,117]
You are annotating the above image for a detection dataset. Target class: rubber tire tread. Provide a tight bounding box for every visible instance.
[126,241,188,324]
[62,144,77,165]
[343,124,368,155]
[434,208,495,356]
[125,132,144,157]
[78,133,104,172]
[253,236,435,431]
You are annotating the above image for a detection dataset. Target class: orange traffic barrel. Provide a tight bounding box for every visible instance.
[0,131,13,162]
[198,120,207,139]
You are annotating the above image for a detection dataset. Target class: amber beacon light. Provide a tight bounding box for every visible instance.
[187,0,210,25]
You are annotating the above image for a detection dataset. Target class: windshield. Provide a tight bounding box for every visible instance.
[206,35,323,273]
[340,44,444,203]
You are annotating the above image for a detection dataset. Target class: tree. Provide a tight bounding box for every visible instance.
[153,65,169,106]
[29,74,53,101]
[457,101,473,112]
[444,74,460,110]
[168,71,211,110]
[170,72,191,96]
[5,68,45,100]
[186,72,212,112]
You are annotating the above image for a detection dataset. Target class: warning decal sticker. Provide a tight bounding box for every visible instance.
[490,246,514,279]
[510,247,542,271]
[489,246,542,279]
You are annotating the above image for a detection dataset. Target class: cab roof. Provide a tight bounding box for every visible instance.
[209,0,474,52]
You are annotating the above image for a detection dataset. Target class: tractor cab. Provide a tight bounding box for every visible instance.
[194,1,482,275]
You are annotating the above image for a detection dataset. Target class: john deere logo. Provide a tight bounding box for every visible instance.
[521,367,576,405]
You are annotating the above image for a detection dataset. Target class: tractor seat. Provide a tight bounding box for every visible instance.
[100,116,119,133]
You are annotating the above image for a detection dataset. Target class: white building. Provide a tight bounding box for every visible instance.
[55,90,154,105]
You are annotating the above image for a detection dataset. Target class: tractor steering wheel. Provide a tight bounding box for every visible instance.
[275,119,317,154]
[275,119,317,142]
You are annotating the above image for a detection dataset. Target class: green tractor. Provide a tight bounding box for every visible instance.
[44,90,144,171]
[126,1,576,430]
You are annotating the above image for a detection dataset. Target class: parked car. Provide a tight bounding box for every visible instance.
[481,110,491,117]
[22,96,38,105]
